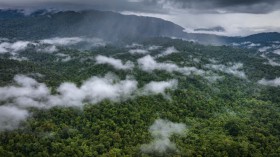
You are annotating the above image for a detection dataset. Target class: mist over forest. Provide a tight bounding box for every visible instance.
[1,1,280,157]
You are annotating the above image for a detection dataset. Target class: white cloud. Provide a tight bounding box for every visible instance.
[95,55,135,70]
[40,37,84,46]
[148,45,162,51]
[273,49,280,55]
[0,75,51,108]
[37,45,58,53]
[156,46,178,58]
[260,54,280,67]
[125,43,143,48]
[40,37,106,47]
[84,38,107,47]
[247,43,261,48]
[137,55,205,76]
[0,106,29,131]
[258,78,280,87]
[205,75,224,83]
[142,79,178,94]
[267,58,280,67]
[0,74,138,109]
[55,53,72,62]
[0,41,31,54]
[205,63,246,79]
[129,49,149,55]
[141,119,186,154]
[258,46,271,52]
[0,74,180,130]
[9,56,29,61]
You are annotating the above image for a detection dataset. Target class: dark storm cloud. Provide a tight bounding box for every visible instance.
[0,0,279,14]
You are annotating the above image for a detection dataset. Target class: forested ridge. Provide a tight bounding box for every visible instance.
[1,37,280,156]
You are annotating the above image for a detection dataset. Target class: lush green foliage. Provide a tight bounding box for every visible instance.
[1,38,280,156]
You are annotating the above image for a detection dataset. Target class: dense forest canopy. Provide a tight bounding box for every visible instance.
[1,36,280,156]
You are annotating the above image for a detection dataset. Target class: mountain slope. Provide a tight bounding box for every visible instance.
[0,10,185,41]
[0,9,279,45]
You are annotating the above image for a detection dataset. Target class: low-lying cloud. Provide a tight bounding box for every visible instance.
[129,49,149,55]
[258,77,280,87]
[0,74,138,109]
[141,119,187,154]
[0,74,178,131]
[205,63,246,79]
[0,41,31,54]
[260,54,280,67]
[0,37,106,56]
[39,37,106,52]
[156,46,178,58]
[148,45,162,51]
[95,55,135,70]
[0,74,137,130]
[266,58,280,67]
[40,37,84,46]
[138,55,205,76]
[142,79,178,95]
[0,106,29,131]
[273,49,280,55]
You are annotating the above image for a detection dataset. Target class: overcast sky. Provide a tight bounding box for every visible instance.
[0,0,280,36]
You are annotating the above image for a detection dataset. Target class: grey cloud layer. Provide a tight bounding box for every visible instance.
[0,0,279,14]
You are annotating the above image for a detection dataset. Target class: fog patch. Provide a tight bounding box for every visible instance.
[273,49,280,55]
[138,55,205,76]
[39,37,106,51]
[247,43,261,48]
[259,54,280,67]
[60,56,72,62]
[37,45,58,53]
[0,106,29,131]
[258,46,271,52]
[84,38,106,47]
[258,78,280,87]
[0,74,138,109]
[125,43,143,48]
[0,75,51,108]
[156,46,178,58]
[205,75,224,83]
[55,53,72,62]
[148,45,162,51]
[142,80,178,95]
[95,55,134,70]
[40,37,84,46]
[0,41,32,54]
[141,119,187,154]
[205,63,246,79]
[9,56,29,61]
[208,58,219,64]
[266,58,280,67]
[49,74,138,106]
[0,74,180,130]
[129,49,149,55]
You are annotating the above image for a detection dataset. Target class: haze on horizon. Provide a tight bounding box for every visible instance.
[0,0,280,36]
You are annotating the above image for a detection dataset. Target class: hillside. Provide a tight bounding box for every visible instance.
[0,10,185,41]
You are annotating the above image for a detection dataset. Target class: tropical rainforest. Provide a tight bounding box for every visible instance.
[1,35,280,157]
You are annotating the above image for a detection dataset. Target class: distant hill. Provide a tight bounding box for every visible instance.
[194,26,225,32]
[235,32,280,43]
[0,10,185,42]
[0,9,279,44]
